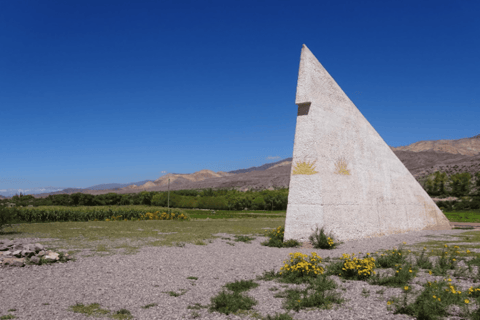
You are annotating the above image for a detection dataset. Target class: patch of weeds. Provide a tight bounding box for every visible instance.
[278,252,325,284]
[187,303,208,310]
[256,269,279,282]
[269,286,279,291]
[221,237,231,240]
[375,245,407,268]
[308,226,341,249]
[141,303,158,309]
[69,302,111,317]
[6,310,16,313]
[0,315,16,320]
[224,279,259,293]
[279,275,344,312]
[164,289,188,297]
[187,276,198,280]
[209,290,257,315]
[431,244,460,276]
[326,253,376,281]
[42,303,49,306]
[415,246,434,269]
[174,242,185,247]
[234,235,256,243]
[190,311,200,318]
[262,312,295,320]
[261,226,301,248]
[226,242,235,246]
[112,308,133,320]
[391,280,467,320]
[361,288,370,298]
[194,240,206,246]
[376,288,385,295]
[369,263,418,288]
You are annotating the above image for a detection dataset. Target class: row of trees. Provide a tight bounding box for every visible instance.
[422,171,480,197]
[1,171,479,211]
[0,187,289,211]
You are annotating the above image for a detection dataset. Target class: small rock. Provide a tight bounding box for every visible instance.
[30,256,41,264]
[12,250,22,257]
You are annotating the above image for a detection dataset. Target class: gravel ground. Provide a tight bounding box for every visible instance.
[0,228,477,320]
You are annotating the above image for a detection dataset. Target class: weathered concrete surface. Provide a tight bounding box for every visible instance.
[284,44,451,243]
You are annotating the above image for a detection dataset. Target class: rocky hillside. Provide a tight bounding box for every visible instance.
[390,134,480,156]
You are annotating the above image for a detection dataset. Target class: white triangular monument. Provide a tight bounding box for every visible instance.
[284,44,451,243]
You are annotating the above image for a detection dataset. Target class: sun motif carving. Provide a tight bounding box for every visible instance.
[334,157,350,175]
[292,160,318,175]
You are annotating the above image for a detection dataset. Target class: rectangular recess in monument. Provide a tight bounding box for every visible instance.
[297,103,310,116]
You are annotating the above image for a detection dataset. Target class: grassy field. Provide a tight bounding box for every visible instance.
[444,210,480,223]
[0,205,478,261]
[0,206,287,259]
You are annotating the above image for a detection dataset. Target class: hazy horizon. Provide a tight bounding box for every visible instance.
[1,0,478,192]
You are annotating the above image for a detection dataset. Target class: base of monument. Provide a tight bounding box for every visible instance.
[300,241,314,249]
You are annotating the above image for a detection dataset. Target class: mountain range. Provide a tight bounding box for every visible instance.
[1,134,479,199]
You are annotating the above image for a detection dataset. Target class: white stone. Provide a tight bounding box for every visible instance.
[284,44,451,243]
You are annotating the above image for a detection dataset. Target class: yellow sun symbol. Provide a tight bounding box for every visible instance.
[292,160,318,175]
[334,157,350,175]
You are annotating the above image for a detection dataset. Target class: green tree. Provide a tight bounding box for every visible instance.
[449,172,472,197]
[252,196,266,210]
[139,191,153,205]
[120,194,132,205]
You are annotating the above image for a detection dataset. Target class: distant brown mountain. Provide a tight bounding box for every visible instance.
[23,133,480,199]
[390,134,480,156]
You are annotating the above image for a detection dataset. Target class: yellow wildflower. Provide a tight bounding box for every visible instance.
[465,299,470,304]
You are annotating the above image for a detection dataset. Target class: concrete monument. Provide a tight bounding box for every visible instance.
[284,44,451,243]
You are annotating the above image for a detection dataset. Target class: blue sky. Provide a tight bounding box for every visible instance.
[1,0,478,192]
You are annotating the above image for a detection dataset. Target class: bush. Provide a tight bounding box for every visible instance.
[0,206,17,232]
[279,252,324,283]
[309,226,340,249]
[261,226,301,248]
[339,253,375,280]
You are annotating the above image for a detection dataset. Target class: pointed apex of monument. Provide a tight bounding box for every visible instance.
[295,44,347,107]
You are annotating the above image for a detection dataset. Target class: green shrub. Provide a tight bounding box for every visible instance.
[224,280,259,293]
[336,253,377,281]
[261,226,301,248]
[209,291,257,315]
[415,246,434,269]
[279,252,324,284]
[375,247,407,268]
[277,275,343,312]
[309,226,339,249]
[370,263,418,288]
[0,206,17,232]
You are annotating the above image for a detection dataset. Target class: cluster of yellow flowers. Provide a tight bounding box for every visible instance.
[327,237,334,247]
[279,252,324,277]
[339,253,376,279]
[138,211,188,221]
[268,226,284,240]
[104,215,128,222]
[468,287,480,296]
[394,264,414,274]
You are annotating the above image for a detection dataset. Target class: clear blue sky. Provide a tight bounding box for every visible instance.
[1,0,478,191]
